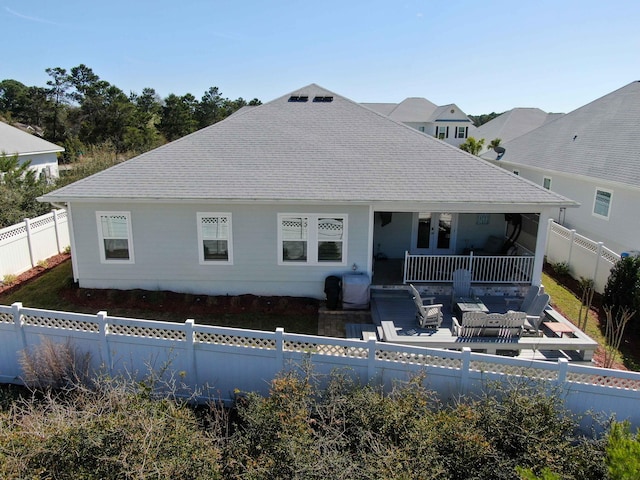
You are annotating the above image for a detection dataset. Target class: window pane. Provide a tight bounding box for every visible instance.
[318,218,343,240]
[283,241,307,261]
[202,216,228,239]
[203,240,228,260]
[282,217,308,240]
[318,242,342,261]
[104,239,129,259]
[101,215,128,238]
[594,190,611,216]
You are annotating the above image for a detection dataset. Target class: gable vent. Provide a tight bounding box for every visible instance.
[313,96,333,102]
[288,95,308,102]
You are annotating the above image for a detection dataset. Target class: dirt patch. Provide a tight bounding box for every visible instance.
[61,286,319,317]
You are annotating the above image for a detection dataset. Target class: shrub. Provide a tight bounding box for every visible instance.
[2,274,17,286]
[19,337,92,389]
[0,376,223,479]
[603,256,640,331]
[606,421,640,479]
[551,261,571,277]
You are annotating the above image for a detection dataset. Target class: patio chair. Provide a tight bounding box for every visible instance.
[504,285,541,311]
[451,311,485,336]
[409,284,442,328]
[451,268,474,308]
[521,292,550,333]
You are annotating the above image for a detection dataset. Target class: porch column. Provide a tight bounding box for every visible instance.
[532,209,552,286]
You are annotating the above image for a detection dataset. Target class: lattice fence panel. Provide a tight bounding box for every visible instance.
[30,217,54,230]
[23,314,99,333]
[469,360,557,380]
[376,350,462,369]
[0,225,26,242]
[567,372,640,391]
[196,331,275,349]
[284,339,320,353]
[0,312,14,324]
[109,323,185,340]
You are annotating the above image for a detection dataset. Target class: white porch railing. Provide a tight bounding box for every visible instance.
[403,252,534,284]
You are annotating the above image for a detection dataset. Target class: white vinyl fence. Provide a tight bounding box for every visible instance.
[545,219,620,293]
[0,210,69,278]
[1,302,639,429]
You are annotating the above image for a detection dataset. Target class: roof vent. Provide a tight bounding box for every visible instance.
[288,95,308,102]
[313,96,333,102]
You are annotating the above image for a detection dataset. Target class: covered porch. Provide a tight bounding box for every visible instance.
[370,210,544,287]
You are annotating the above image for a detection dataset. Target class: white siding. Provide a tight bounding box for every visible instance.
[497,164,640,255]
[69,202,371,298]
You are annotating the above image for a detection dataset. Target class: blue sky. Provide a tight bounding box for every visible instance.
[2,0,639,115]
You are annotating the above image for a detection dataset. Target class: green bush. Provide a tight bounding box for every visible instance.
[606,421,640,479]
[603,256,640,331]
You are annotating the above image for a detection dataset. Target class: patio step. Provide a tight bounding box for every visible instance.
[345,323,379,340]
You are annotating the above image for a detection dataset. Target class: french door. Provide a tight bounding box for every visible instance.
[411,212,457,254]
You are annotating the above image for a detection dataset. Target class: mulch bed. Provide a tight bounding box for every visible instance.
[0,252,71,296]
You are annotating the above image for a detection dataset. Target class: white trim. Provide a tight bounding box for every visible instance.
[197,212,233,265]
[277,213,348,266]
[592,187,613,220]
[96,211,135,264]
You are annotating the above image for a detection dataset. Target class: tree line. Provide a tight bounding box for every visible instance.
[0,64,261,160]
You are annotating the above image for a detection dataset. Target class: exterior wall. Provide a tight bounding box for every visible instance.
[18,152,59,179]
[497,163,640,255]
[455,213,507,253]
[373,212,413,258]
[372,212,509,258]
[69,202,371,299]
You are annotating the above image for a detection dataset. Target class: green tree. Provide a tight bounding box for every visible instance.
[489,137,502,151]
[459,136,485,155]
[158,93,199,141]
[603,256,640,332]
[45,67,71,143]
[0,79,30,119]
[0,153,50,227]
[196,86,224,128]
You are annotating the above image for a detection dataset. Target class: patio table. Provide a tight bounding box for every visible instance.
[543,321,575,338]
[455,297,489,317]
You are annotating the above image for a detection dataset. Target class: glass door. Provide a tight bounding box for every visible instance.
[411,212,457,254]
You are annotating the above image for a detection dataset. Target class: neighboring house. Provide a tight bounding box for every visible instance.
[40,84,576,299]
[362,98,476,147]
[473,108,563,155]
[0,121,64,180]
[482,81,640,255]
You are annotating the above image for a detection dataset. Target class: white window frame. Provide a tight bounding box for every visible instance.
[592,188,613,219]
[96,211,134,264]
[197,213,233,265]
[278,213,348,266]
[455,126,467,139]
[543,176,552,190]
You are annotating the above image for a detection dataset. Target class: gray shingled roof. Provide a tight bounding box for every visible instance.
[41,84,575,208]
[0,121,64,155]
[363,97,438,123]
[474,108,562,148]
[486,81,640,188]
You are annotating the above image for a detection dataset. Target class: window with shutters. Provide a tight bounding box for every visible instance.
[97,212,134,263]
[278,214,347,265]
[435,125,449,139]
[455,126,468,139]
[197,213,233,264]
